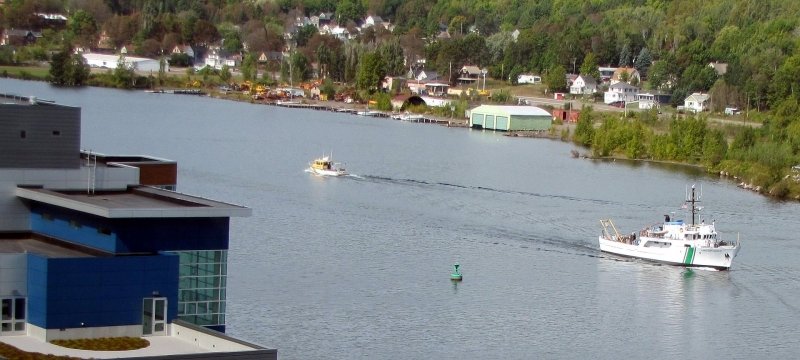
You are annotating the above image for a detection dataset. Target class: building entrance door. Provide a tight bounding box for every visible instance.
[0,298,26,335]
[142,297,167,336]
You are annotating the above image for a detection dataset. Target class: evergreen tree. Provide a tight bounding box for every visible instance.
[619,43,631,67]
[634,48,652,78]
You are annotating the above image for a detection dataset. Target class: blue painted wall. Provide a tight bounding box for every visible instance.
[29,203,229,253]
[27,252,179,329]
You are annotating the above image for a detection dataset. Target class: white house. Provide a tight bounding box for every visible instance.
[414,70,439,82]
[684,93,710,113]
[201,46,242,70]
[363,15,383,28]
[82,53,166,72]
[638,93,657,109]
[517,74,541,84]
[569,75,598,95]
[319,25,351,41]
[604,82,640,104]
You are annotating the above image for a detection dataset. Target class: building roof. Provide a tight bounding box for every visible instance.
[0,320,275,358]
[0,236,97,257]
[82,52,158,64]
[461,65,483,76]
[609,82,639,90]
[612,67,639,81]
[576,75,597,86]
[16,186,252,218]
[685,92,710,103]
[471,105,551,117]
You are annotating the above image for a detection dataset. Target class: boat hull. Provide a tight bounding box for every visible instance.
[309,167,347,177]
[599,237,739,270]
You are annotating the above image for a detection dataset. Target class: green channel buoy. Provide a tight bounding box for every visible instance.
[450,262,463,281]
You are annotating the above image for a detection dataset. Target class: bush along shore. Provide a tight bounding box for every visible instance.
[568,106,800,200]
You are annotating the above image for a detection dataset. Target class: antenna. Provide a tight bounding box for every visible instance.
[686,184,701,226]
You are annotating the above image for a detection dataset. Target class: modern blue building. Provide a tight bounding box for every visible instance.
[0,94,273,357]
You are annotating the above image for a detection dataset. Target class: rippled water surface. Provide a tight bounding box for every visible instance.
[3,79,799,359]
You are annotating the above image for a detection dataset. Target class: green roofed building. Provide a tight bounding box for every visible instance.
[469,105,552,131]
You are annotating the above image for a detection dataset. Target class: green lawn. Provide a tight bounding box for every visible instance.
[0,65,50,79]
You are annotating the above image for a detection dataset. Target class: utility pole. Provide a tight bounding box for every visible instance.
[449,61,452,86]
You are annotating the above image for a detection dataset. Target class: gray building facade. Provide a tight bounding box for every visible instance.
[0,97,81,169]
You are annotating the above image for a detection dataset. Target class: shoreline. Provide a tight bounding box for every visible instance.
[3,75,793,201]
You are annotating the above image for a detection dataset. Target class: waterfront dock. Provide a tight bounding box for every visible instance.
[263,100,460,126]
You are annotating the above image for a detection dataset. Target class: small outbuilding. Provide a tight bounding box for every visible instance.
[469,105,552,131]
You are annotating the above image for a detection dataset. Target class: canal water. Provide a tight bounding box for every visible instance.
[3,79,800,359]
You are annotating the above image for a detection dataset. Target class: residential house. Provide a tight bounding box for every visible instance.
[202,46,241,70]
[598,66,617,83]
[683,92,710,113]
[610,67,640,85]
[604,82,640,104]
[458,65,484,86]
[327,26,351,41]
[1,29,41,46]
[382,76,407,93]
[569,75,598,95]
[119,44,135,55]
[295,16,312,28]
[411,69,440,82]
[33,13,67,29]
[171,45,195,59]
[709,61,728,76]
[363,15,384,28]
[424,82,450,97]
[637,92,671,110]
[318,12,334,28]
[258,51,283,63]
[566,73,578,87]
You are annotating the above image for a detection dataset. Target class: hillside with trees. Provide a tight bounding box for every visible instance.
[3,0,800,198]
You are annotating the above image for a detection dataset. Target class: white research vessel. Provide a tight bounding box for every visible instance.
[599,185,740,270]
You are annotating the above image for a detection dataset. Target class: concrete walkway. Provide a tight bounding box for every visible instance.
[1,335,207,358]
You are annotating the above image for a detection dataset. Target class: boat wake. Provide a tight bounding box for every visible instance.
[355,175,615,205]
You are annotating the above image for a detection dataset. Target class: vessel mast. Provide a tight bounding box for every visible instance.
[688,185,700,226]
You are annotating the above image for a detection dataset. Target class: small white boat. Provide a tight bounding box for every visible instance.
[308,155,347,177]
[598,185,740,270]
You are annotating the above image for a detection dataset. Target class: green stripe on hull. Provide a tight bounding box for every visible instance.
[684,247,695,265]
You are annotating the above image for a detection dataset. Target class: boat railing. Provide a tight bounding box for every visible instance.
[600,219,638,244]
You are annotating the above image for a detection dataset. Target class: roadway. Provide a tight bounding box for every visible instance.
[515,95,761,127]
